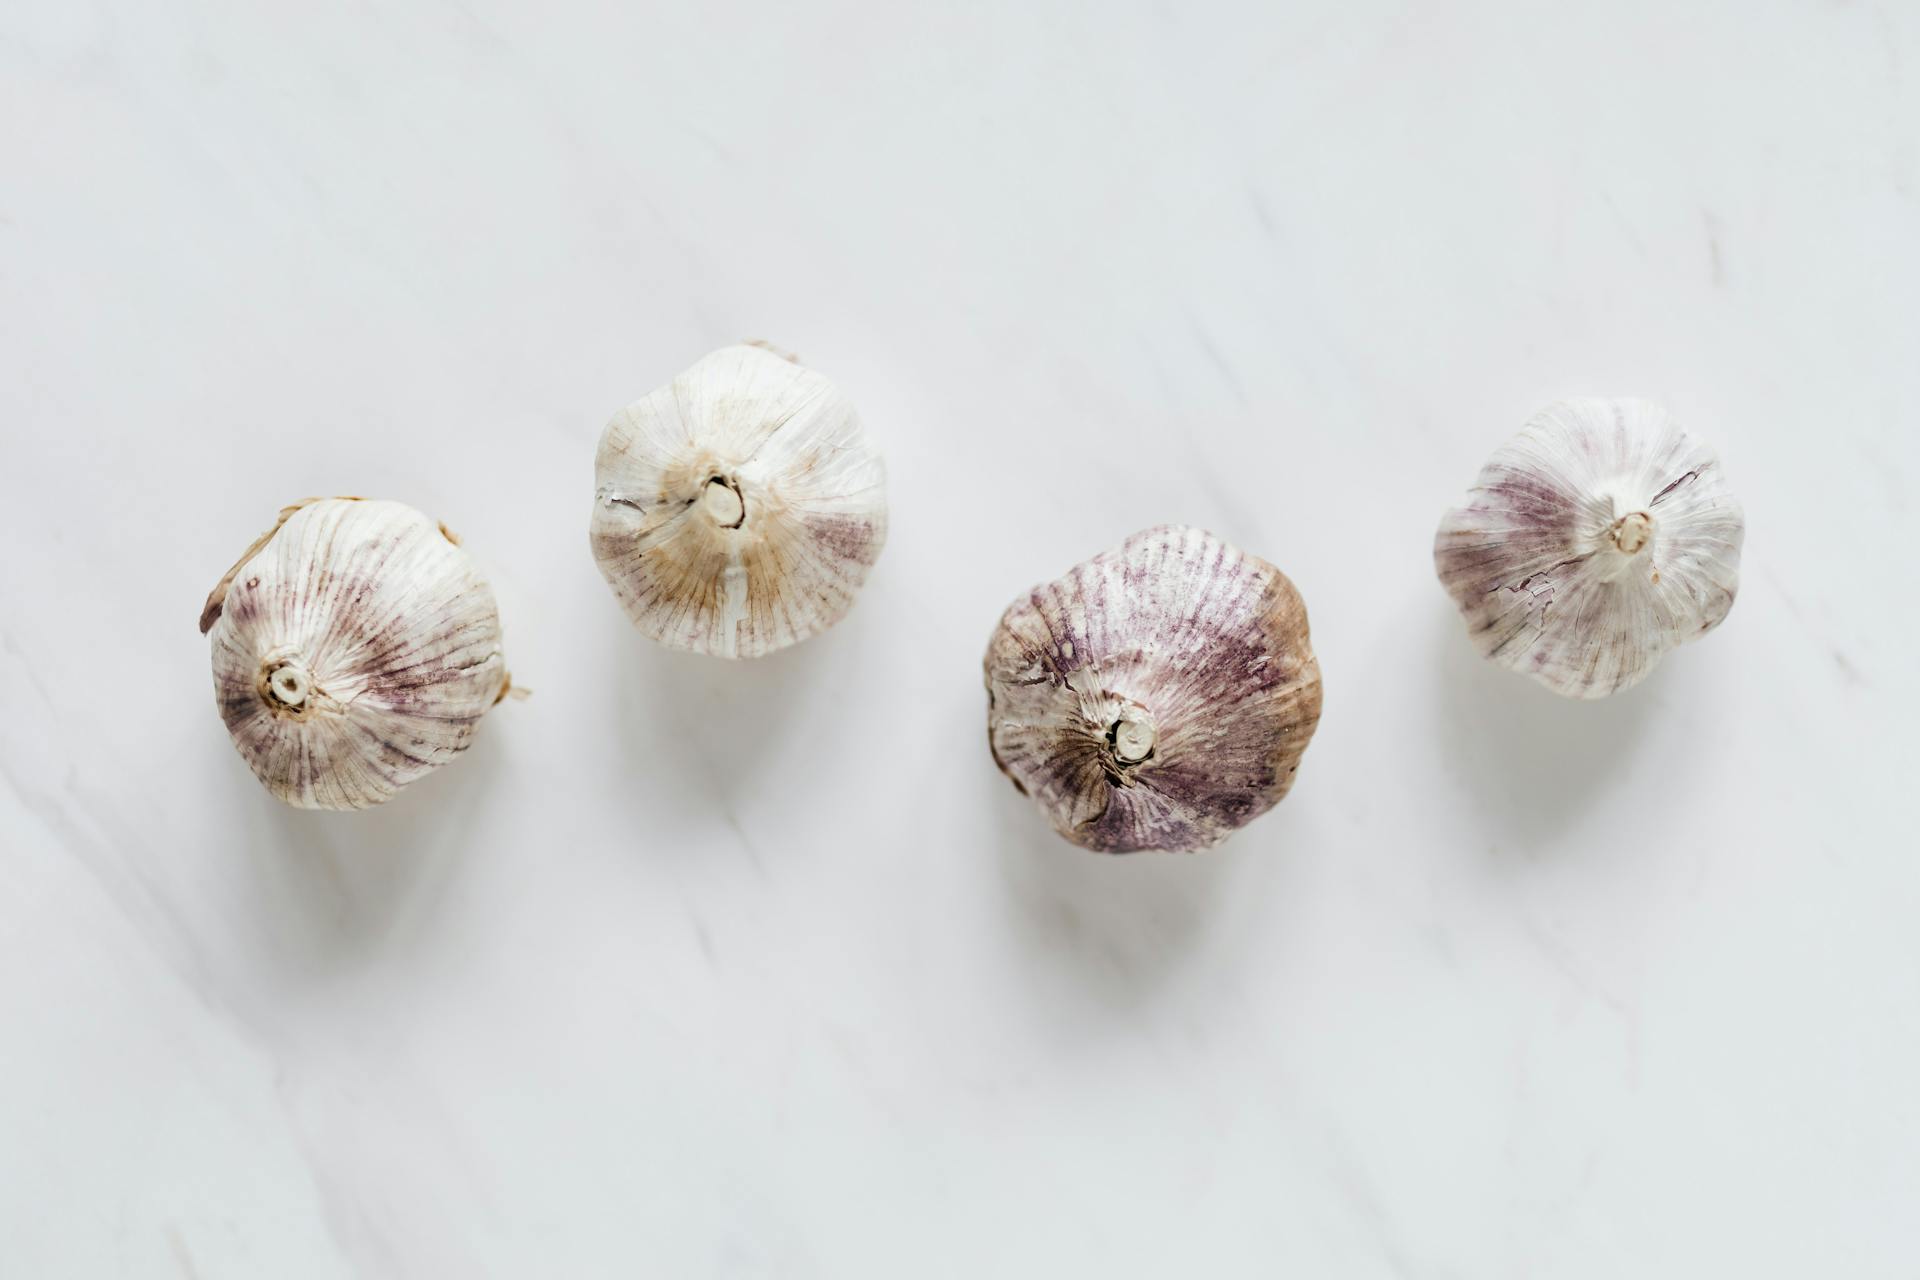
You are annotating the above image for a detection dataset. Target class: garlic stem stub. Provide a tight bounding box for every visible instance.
[591,344,888,659]
[985,525,1324,854]
[201,497,512,810]
[1434,399,1745,699]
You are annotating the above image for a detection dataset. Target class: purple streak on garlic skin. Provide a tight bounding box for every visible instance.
[1434,399,1744,700]
[590,344,887,660]
[984,525,1323,854]
[203,498,510,811]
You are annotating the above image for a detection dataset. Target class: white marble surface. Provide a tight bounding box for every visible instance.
[3,1,1916,1275]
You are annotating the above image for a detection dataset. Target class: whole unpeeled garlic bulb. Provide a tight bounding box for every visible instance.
[590,344,887,658]
[984,525,1323,854]
[201,497,512,810]
[1434,399,1744,699]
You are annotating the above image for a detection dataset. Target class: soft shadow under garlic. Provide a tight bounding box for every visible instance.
[988,758,1246,1008]
[605,623,845,851]
[223,731,500,980]
[1431,601,1658,855]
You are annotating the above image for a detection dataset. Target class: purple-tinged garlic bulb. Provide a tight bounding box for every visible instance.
[591,344,887,659]
[201,497,512,810]
[1435,399,1744,699]
[984,525,1323,854]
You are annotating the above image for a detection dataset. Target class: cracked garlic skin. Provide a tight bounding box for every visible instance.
[985,525,1323,854]
[1435,399,1744,700]
[202,498,510,810]
[591,344,887,659]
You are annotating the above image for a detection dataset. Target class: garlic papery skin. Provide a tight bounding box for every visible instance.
[1434,399,1745,700]
[202,497,511,811]
[590,344,888,659]
[984,525,1324,854]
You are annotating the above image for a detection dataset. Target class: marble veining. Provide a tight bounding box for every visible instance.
[2,0,1916,1275]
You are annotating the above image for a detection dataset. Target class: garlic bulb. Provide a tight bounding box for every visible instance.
[590,344,887,658]
[1434,399,1744,699]
[201,497,511,810]
[984,525,1323,854]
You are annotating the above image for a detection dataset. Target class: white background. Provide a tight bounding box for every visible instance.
[3,2,1916,1276]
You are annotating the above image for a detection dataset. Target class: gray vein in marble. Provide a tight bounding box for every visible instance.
[1758,566,1874,688]
[1188,314,1252,408]
[1703,209,1727,287]
[1322,1128,1436,1280]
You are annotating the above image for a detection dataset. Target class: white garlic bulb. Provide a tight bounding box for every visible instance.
[1434,399,1744,699]
[985,525,1323,854]
[201,497,511,810]
[590,344,887,659]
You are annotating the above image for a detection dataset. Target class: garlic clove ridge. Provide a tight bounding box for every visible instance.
[985,525,1323,854]
[590,344,887,659]
[1434,398,1744,699]
[204,497,510,810]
